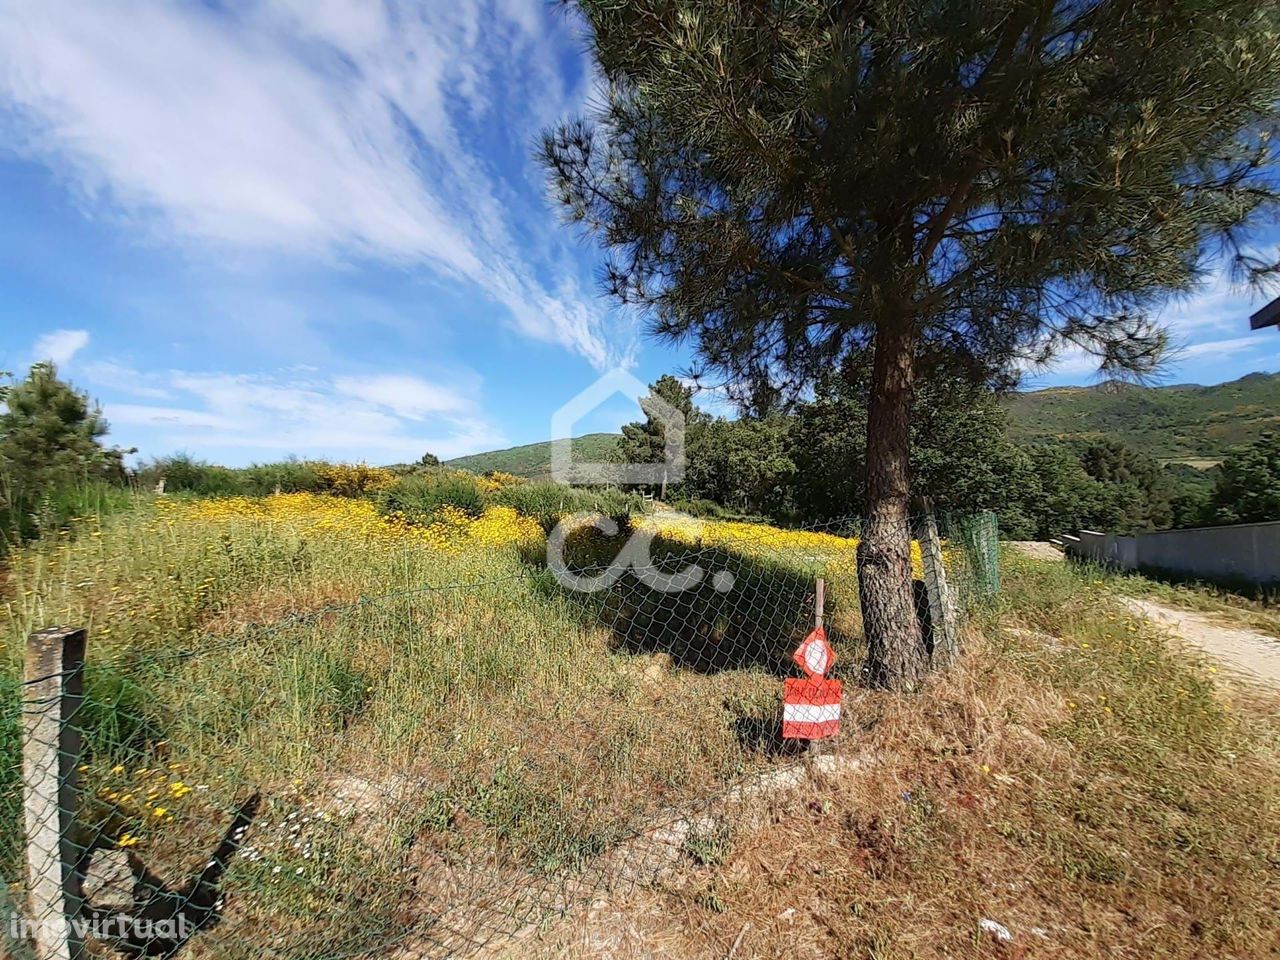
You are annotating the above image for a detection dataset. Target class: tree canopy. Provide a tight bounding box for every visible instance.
[0,362,127,538]
[544,0,1280,690]
[1207,432,1280,524]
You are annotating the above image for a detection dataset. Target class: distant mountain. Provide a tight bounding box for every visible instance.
[448,372,1279,477]
[445,433,621,478]
[1004,371,1280,463]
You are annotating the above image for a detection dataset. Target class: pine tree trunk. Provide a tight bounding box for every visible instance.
[857,314,928,691]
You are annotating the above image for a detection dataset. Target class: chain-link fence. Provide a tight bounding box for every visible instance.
[2,509,996,959]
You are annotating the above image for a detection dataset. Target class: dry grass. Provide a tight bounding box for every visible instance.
[529,555,1280,960]
[9,496,1275,959]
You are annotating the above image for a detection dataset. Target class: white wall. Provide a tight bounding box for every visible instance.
[1062,521,1280,585]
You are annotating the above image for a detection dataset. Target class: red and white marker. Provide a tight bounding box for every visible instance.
[783,625,842,740]
[782,676,842,740]
[792,625,836,678]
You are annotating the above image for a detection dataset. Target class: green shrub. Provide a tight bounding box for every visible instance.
[0,479,134,546]
[139,454,244,496]
[491,482,648,533]
[379,471,485,521]
[240,459,324,495]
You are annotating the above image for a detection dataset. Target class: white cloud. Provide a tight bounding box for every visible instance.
[32,328,89,366]
[103,367,505,463]
[1181,336,1267,360]
[0,0,625,367]
[81,360,171,399]
[334,374,470,420]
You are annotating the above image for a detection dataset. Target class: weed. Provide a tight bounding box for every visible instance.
[683,820,733,866]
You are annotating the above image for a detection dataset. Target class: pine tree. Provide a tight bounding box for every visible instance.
[0,362,125,535]
[543,0,1280,689]
[618,374,703,498]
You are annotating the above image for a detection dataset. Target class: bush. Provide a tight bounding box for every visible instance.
[379,471,486,522]
[139,454,244,496]
[315,463,397,498]
[240,459,324,496]
[475,471,526,495]
[490,482,648,533]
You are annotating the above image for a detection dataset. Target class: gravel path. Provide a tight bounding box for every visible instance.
[1005,541,1064,562]
[1122,597,1280,688]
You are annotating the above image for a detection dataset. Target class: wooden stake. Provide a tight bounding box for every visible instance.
[814,578,825,630]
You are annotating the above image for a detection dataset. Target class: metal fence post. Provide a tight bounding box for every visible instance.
[22,627,87,960]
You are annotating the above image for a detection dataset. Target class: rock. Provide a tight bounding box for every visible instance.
[83,848,134,911]
[979,918,1013,942]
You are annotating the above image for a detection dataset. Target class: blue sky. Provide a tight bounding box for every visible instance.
[1,1,1278,467]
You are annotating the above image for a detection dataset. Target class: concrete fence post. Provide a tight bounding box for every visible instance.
[22,627,87,960]
[920,514,959,668]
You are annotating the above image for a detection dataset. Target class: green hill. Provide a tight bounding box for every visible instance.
[1004,371,1280,463]
[449,372,1278,476]
[445,432,622,478]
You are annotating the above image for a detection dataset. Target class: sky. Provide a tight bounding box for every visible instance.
[1,0,1278,467]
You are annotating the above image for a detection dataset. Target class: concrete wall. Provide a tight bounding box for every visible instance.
[1061,521,1280,586]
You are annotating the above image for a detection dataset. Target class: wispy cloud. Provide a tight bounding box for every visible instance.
[0,1,625,367]
[1181,335,1269,360]
[97,366,504,463]
[32,328,89,366]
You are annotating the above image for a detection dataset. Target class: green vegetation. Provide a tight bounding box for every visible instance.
[439,372,1280,484]
[1204,431,1280,525]
[445,433,621,479]
[0,491,839,954]
[542,0,1280,692]
[379,470,487,520]
[450,369,1280,540]
[489,480,647,533]
[1005,372,1280,462]
[0,362,130,543]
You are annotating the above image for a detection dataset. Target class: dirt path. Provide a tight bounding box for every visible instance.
[1005,541,1063,562]
[1121,597,1280,688]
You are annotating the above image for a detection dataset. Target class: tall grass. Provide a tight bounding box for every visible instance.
[0,672,20,872]
[0,495,777,955]
[543,555,1280,960]
[490,480,648,532]
[0,478,134,549]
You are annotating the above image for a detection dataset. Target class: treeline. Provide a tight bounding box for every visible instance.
[4,360,1276,549]
[621,374,1280,537]
[0,362,648,549]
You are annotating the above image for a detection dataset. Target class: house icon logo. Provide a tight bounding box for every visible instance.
[551,368,686,487]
